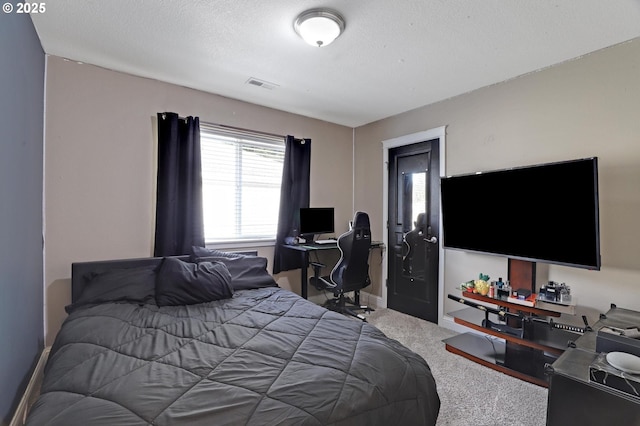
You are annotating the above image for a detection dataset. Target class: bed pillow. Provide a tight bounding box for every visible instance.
[191,246,247,259]
[156,257,233,306]
[66,265,157,313]
[191,246,278,291]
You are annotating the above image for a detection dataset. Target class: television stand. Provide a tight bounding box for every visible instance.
[507,258,537,292]
[443,259,580,386]
[444,291,578,386]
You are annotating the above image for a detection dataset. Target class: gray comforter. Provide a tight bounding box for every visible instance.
[27,287,439,425]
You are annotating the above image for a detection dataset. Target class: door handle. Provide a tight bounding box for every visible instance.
[396,241,411,259]
[424,225,437,244]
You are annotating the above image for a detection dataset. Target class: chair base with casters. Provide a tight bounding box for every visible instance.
[308,211,375,322]
[310,262,375,322]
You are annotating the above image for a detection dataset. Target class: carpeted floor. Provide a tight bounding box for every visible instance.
[367,308,548,426]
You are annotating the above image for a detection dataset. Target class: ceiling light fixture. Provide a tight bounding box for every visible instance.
[294,8,345,47]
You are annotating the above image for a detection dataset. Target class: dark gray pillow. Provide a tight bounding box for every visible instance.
[156,258,233,306]
[190,247,277,291]
[66,265,157,313]
[191,246,246,259]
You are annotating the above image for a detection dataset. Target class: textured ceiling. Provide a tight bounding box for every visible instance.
[30,0,640,127]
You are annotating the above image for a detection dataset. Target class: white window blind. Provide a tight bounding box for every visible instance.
[200,124,285,243]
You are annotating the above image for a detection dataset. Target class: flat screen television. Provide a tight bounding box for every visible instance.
[440,157,601,270]
[299,207,335,237]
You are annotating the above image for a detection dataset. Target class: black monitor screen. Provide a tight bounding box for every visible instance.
[299,207,335,236]
[441,157,601,270]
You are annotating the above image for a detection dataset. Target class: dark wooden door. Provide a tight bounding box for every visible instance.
[388,140,440,323]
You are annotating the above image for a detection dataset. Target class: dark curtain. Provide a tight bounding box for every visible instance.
[154,112,205,256]
[273,136,311,274]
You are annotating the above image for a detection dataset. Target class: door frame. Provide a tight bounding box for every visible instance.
[381,126,447,325]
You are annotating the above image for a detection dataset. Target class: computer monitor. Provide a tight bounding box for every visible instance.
[299,207,335,239]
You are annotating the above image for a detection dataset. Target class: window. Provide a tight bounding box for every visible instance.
[200,124,285,244]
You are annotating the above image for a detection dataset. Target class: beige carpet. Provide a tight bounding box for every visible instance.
[367,308,548,426]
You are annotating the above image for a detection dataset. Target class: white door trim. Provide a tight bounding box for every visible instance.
[381,126,447,325]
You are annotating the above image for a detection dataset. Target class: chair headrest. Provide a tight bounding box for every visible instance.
[352,211,370,229]
[416,212,426,230]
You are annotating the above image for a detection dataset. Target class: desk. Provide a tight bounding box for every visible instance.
[281,241,384,299]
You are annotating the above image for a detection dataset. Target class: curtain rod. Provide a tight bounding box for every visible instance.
[203,122,285,140]
[160,113,286,140]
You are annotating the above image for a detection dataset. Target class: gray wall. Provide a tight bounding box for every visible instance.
[0,9,44,425]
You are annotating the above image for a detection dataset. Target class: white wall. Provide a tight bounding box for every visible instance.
[354,39,640,319]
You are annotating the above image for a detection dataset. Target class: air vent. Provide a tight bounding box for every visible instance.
[245,77,279,90]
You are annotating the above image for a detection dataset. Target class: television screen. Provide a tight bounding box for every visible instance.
[299,207,335,236]
[440,157,601,270]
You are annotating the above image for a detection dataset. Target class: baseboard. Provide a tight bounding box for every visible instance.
[309,290,382,310]
[441,314,498,339]
[10,346,51,426]
[441,314,475,334]
[359,291,383,309]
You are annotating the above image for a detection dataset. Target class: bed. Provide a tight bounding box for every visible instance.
[26,250,440,425]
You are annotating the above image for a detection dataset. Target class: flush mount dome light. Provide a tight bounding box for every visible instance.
[294,8,345,47]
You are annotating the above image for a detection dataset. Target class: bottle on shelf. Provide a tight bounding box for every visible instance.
[497,278,511,298]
